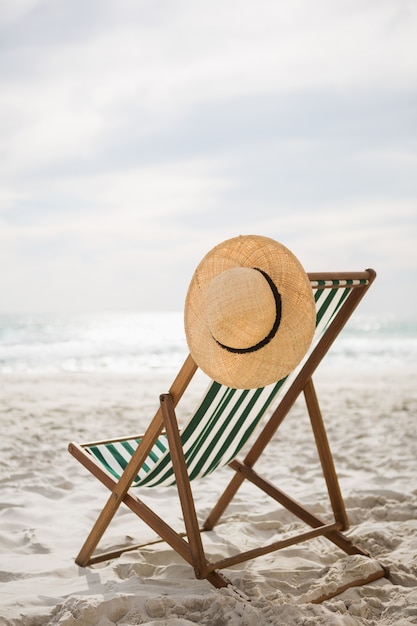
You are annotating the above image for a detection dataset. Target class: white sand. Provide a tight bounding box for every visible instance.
[1,364,417,625]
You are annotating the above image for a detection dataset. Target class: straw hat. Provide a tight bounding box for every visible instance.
[184,235,316,389]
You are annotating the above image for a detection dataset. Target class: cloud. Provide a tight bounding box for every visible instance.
[0,0,416,314]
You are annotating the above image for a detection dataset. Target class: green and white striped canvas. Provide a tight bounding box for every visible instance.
[86,279,367,488]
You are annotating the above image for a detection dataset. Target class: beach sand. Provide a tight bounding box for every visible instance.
[1,365,417,625]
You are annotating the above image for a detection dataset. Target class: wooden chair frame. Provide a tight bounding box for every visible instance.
[69,269,388,595]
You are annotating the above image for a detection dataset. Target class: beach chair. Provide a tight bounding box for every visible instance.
[69,268,387,598]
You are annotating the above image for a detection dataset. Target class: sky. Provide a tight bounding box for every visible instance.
[0,0,416,317]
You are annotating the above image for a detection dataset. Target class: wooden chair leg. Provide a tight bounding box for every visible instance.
[160,393,208,579]
[160,393,231,588]
[74,355,197,566]
[75,409,165,566]
[303,377,349,530]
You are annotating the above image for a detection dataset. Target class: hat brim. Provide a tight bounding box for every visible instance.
[184,235,316,389]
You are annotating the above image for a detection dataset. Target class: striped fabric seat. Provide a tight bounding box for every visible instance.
[86,278,368,488]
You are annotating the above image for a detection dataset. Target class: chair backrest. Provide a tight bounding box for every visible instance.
[87,274,372,488]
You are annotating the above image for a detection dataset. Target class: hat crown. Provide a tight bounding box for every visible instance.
[206,267,276,350]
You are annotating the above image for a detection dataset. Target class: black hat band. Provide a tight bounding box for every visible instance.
[212,268,282,354]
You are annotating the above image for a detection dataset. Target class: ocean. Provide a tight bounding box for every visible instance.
[0,312,416,376]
